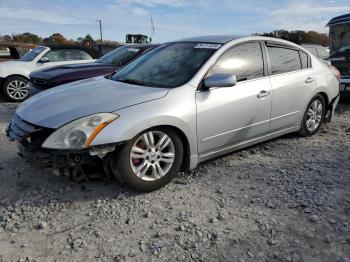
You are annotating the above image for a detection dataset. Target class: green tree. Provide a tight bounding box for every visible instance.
[12,32,42,44]
[76,36,84,43]
[255,30,329,46]
[84,34,93,41]
[43,33,72,44]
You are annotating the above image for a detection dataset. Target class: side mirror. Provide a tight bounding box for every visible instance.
[203,73,237,89]
[39,57,50,63]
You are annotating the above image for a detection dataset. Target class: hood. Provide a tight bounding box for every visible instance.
[33,62,116,76]
[30,62,117,82]
[16,76,168,128]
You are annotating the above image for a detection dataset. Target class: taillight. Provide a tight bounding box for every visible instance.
[330,65,341,81]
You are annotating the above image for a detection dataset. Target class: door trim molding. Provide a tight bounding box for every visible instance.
[270,111,299,122]
[201,118,271,142]
[199,125,300,160]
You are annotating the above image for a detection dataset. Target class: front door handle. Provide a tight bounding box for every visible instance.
[305,77,315,83]
[257,90,271,98]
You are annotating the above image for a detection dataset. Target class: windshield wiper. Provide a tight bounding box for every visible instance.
[116,78,144,86]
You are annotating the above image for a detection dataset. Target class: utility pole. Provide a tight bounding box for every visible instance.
[96,19,103,54]
[150,15,155,42]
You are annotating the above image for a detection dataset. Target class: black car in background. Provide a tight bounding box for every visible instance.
[29,44,158,94]
[327,13,350,96]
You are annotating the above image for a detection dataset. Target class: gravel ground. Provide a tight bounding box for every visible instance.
[0,97,349,262]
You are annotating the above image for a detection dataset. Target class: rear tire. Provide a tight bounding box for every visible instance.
[298,94,325,137]
[2,76,29,102]
[110,127,184,192]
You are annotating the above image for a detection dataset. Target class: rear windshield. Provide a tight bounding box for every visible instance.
[112,42,220,88]
[97,46,141,65]
[20,46,46,61]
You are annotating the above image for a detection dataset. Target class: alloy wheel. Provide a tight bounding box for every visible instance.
[129,131,175,181]
[6,79,28,101]
[306,99,323,132]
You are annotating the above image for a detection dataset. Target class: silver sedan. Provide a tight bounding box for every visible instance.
[7,36,340,191]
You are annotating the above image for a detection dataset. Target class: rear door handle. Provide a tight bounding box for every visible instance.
[257,90,271,98]
[305,77,315,83]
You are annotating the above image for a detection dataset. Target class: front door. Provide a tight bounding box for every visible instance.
[196,42,272,155]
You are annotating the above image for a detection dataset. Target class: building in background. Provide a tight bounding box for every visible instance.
[126,34,151,44]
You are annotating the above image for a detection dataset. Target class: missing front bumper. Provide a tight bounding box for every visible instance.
[17,142,117,181]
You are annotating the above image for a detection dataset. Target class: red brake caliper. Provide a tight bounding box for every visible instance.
[132,141,145,165]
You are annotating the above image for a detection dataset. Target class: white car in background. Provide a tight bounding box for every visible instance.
[0,45,97,102]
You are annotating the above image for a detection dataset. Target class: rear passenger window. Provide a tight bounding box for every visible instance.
[268,47,302,75]
[208,42,264,82]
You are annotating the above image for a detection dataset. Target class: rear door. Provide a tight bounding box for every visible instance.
[196,42,272,155]
[266,43,316,132]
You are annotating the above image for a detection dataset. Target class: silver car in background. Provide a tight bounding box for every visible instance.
[7,36,340,191]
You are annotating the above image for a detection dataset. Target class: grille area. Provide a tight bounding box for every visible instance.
[7,114,54,152]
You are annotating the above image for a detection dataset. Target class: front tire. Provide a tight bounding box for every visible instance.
[110,127,184,192]
[2,76,29,102]
[298,94,325,137]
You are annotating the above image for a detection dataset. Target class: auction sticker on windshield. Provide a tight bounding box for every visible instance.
[195,43,222,49]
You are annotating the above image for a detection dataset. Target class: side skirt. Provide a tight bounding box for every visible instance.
[197,126,300,164]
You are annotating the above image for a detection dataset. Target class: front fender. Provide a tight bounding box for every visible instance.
[90,90,198,160]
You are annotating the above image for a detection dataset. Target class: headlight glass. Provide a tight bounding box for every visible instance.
[42,113,118,149]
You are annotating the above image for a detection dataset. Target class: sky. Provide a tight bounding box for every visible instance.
[0,0,349,43]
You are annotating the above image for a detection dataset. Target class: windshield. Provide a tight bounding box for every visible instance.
[112,42,220,88]
[97,46,141,65]
[20,46,46,62]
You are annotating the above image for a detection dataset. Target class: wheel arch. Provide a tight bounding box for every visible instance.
[318,91,329,108]
[2,74,29,86]
[149,124,192,171]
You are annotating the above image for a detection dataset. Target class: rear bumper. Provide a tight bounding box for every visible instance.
[340,77,350,84]
[340,76,350,95]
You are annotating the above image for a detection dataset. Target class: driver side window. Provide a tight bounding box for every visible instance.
[208,42,264,82]
[43,49,92,62]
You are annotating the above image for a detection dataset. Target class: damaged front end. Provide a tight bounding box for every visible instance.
[6,113,119,182]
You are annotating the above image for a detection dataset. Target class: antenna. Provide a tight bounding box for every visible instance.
[150,15,155,42]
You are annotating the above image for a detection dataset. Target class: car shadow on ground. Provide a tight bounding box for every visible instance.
[0,93,7,103]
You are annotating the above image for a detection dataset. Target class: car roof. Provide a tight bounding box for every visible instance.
[327,13,350,27]
[173,35,244,44]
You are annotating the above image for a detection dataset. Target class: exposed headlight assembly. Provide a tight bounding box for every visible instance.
[42,113,119,149]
